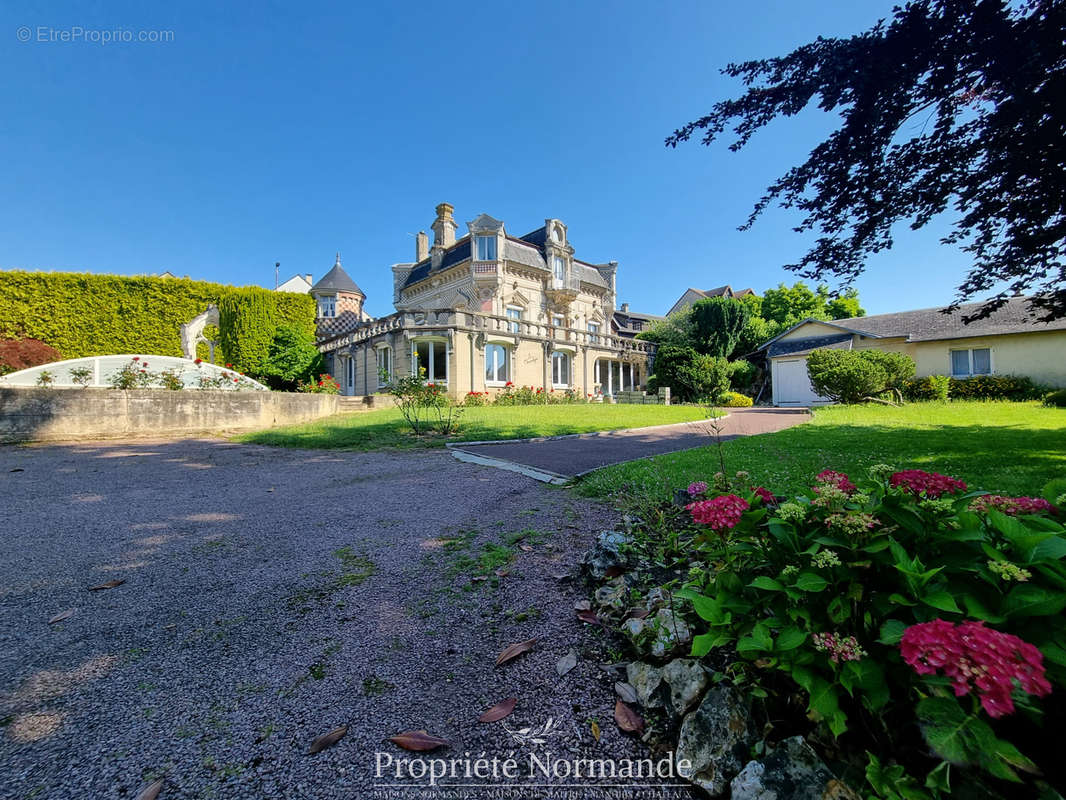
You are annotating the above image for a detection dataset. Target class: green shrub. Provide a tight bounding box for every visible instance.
[902,375,950,402]
[622,467,1065,795]
[0,270,314,363]
[718,390,753,407]
[949,374,1041,400]
[727,359,758,393]
[259,323,324,390]
[298,373,340,395]
[1043,389,1066,408]
[647,345,730,403]
[859,349,916,390]
[386,369,462,434]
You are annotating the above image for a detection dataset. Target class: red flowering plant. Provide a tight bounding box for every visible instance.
[621,463,1066,791]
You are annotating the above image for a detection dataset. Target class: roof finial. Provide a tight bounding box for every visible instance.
[334,252,342,267]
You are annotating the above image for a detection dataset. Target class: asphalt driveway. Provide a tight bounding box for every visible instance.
[450,407,811,479]
[0,439,698,800]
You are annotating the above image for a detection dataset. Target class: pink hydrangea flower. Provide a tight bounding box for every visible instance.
[900,620,1051,718]
[686,494,750,531]
[815,470,856,494]
[752,486,775,505]
[812,631,866,663]
[890,469,967,498]
[969,495,1053,516]
[687,481,708,497]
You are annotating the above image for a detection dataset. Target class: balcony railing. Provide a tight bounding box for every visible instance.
[472,261,497,275]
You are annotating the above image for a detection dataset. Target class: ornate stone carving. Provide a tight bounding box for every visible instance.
[179,305,219,361]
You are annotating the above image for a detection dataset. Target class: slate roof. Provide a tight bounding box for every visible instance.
[760,296,1066,356]
[400,222,610,290]
[311,256,364,297]
[767,333,853,358]
[668,285,755,315]
[613,308,666,337]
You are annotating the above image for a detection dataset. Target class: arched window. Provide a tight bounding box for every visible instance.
[551,352,570,388]
[485,344,509,385]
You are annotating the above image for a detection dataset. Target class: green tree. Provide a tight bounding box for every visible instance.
[259,324,324,390]
[667,0,1066,320]
[826,288,865,320]
[806,349,915,404]
[761,282,827,325]
[636,307,695,350]
[219,289,275,375]
[646,344,730,403]
[690,296,751,358]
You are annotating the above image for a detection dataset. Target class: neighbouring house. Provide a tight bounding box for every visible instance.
[612,302,665,339]
[316,202,653,398]
[758,297,1066,406]
[311,255,372,340]
[276,273,314,293]
[667,285,754,316]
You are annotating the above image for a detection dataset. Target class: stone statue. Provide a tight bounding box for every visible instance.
[180,305,220,361]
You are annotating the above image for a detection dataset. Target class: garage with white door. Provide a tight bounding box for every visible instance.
[771,356,827,406]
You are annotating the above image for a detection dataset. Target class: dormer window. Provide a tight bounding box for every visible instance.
[553,256,565,280]
[476,235,497,261]
[318,295,336,318]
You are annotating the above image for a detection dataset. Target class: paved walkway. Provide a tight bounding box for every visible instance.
[449,407,811,480]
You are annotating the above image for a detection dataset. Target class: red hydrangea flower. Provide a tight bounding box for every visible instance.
[969,495,1053,516]
[890,470,967,498]
[686,494,750,531]
[900,620,1051,718]
[752,486,775,505]
[815,470,856,494]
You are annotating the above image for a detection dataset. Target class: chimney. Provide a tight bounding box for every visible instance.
[621,302,630,313]
[305,274,313,285]
[431,202,457,249]
[416,231,429,262]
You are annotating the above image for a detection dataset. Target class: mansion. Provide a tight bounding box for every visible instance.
[315,203,654,398]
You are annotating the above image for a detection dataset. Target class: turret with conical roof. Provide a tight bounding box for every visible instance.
[311,254,368,336]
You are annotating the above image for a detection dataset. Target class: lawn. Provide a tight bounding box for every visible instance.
[577,401,1066,502]
[237,403,711,450]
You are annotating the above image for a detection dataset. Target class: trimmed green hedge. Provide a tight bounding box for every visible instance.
[0,271,315,364]
[949,374,1043,401]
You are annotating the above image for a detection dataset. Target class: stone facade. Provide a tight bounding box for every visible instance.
[319,203,654,398]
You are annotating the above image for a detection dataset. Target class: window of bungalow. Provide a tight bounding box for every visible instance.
[485,344,509,385]
[476,235,497,261]
[412,340,448,383]
[551,351,571,388]
[376,346,392,387]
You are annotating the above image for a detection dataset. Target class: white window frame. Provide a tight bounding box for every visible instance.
[375,345,392,388]
[411,338,449,384]
[484,343,509,386]
[553,256,565,281]
[551,313,565,328]
[318,295,336,318]
[587,321,600,344]
[949,347,993,378]
[505,305,523,334]
[475,235,497,261]
[551,351,571,388]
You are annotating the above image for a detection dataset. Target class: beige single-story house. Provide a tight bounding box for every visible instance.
[758,297,1066,406]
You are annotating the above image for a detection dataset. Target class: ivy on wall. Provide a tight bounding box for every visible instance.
[0,271,316,366]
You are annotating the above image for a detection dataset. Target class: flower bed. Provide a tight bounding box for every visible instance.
[589,466,1066,796]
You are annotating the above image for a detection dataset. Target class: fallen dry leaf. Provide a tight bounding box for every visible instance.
[604,565,625,578]
[494,568,510,578]
[625,608,651,620]
[614,700,644,733]
[575,610,601,625]
[389,730,449,751]
[308,725,348,754]
[573,599,591,611]
[615,682,638,704]
[88,579,125,591]
[48,608,76,625]
[556,651,577,677]
[590,719,601,741]
[471,575,488,583]
[495,638,536,667]
[519,544,533,552]
[135,777,165,800]
[478,698,517,723]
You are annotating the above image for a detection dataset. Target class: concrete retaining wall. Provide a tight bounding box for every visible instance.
[0,388,339,443]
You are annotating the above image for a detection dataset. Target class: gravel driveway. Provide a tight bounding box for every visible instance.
[0,439,697,800]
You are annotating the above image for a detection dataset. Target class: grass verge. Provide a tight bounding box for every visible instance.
[576,401,1066,502]
[236,404,710,451]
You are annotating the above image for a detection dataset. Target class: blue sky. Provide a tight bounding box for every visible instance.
[2,0,975,318]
